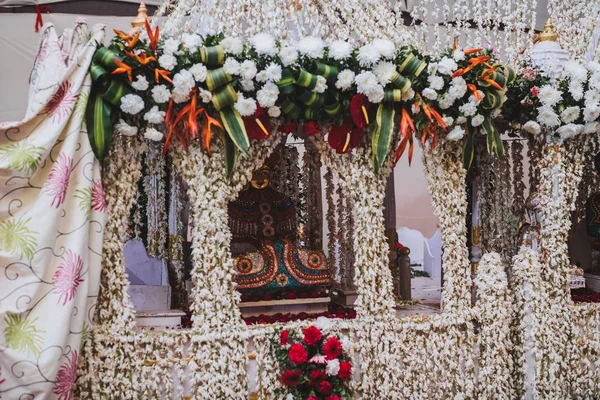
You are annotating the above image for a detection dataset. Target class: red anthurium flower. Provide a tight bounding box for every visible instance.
[280,369,302,387]
[303,121,320,136]
[328,119,364,154]
[303,326,322,346]
[319,381,333,395]
[280,330,289,346]
[322,337,342,360]
[350,93,370,128]
[338,361,352,380]
[244,106,271,140]
[289,343,308,365]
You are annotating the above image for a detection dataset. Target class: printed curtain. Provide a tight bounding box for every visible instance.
[0,23,104,399]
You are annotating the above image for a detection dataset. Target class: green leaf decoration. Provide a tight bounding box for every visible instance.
[219,108,249,155]
[0,142,44,174]
[74,90,89,119]
[3,313,45,357]
[75,187,93,219]
[85,91,113,162]
[222,130,239,178]
[463,128,475,170]
[372,103,396,173]
[0,217,38,260]
[80,323,90,349]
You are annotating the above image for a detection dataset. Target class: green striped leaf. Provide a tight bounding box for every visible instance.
[85,92,112,162]
[372,103,396,173]
[222,128,239,177]
[219,108,249,155]
[463,128,475,170]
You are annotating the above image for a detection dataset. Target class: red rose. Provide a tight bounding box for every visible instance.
[303,121,320,136]
[280,369,302,387]
[530,86,539,97]
[338,361,352,380]
[280,330,289,346]
[303,326,322,346]
[309,369,328,384]
[322,336,342,360]
[326,396,341,400]
[281,121,297,135]
[288,343,308,365]
[319,381,333,395]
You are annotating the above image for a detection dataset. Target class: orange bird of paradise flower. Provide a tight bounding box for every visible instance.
[125,50,156,65]
[126,32,141,50]
[145,19,160,54]
[155,69,172,84]
[113,29,132,41]
[112,60,133,82]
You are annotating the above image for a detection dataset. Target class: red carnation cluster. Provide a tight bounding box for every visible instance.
[274,324,353,399]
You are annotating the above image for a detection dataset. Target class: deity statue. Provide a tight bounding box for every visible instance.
[585,153,600,273]
[228,159,330,290]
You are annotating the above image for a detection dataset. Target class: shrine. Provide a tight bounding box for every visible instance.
[3,0,600,399]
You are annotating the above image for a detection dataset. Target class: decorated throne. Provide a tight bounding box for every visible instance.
[228,152,330,315]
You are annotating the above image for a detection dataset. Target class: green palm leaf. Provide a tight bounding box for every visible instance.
[0,217,38,260]
[75,187,93,219]
[0,142,45,174]
[3,313,45,357]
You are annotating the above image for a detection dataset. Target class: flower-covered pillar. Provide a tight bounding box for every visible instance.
[315,137,396,321]
[422,140,471,313]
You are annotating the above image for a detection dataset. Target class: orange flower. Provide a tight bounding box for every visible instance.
[125,51,156,65]
[144,19,160,53]
[464,47,484,55]
[127,32,140,50]
[155,69,172,84]
[113,29,131,41]
[111,60,132,82]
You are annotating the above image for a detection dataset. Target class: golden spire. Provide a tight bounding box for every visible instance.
[539,18,558,42]
[129,2,148,35]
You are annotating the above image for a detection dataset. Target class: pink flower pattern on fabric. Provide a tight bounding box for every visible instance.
[52,250,84,306]
[44,153,73,208]
[44,81,77,124]
[52,351,78,400]
[91,180,106,213]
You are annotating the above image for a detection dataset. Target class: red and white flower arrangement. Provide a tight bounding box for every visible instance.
[272,325,353,400]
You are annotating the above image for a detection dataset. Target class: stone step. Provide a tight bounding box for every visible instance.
[135,309,186,330]
[239,297,330,317]
[128,285,171,311]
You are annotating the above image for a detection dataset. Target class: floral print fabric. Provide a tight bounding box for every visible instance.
[0,23,105,399]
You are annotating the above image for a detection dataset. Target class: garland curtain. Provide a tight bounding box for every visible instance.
[0,23,105,399]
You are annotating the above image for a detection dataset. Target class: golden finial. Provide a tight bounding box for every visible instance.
[129,2,148,35]
[539,18,558,42]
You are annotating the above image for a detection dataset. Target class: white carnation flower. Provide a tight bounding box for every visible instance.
[459,101,477,117]
[131,75,149,91]
[522,120,541,135]
[422,88,438,100]
[190,64,207,82]
[471,114,485,127]
[448,77,467,100]
[224,58,241,75]
[469,91,485,105]
[491,108,501,119]
[589,72,600,90]
[298,36,325,58]
[162,38,180,55]
[373,61,397,85]
[538,85,562,107]
[256,82,279,108]
[442,116,454,127]
[172,70,195,100]
[402,88,415,101]
[588,61,600,73]
[584,103,600,122]
[120,94,144,115]
[438,94,454,109]
[453,50,465,61]
[326,359,340,376]
[286,394,294,400]
[279,46,298,66]
[220,37,243,55]
[152,85,171,104]
[335,69,355,91]
[171,91,189,104]
[313,76,327,93]
[143,106,165,124]
[329,40,352,60]
[182,33,201,53]
[250,32,277,56]
[240,60,258,80]
[144,127,164,141]
[241,79,255,92]
[355,71,379,94]
[372,38,396,58]
[537,106,560,127]
[557,123,583,140]
[456,116,467,125]
[366,84,385,103]
[584,122,599,134]
[158,54,177,71]
[340,336,353,352]
[447,125,465,140]
[357,44,380,67]
[427,62,439,75]
[437,57,458,75]
[256,70,267,82]
[234,94,257,116]
[268,106,281,118]
[564,60,588,83]
[569,81,584,101]
[115,119,137,136]
[265,63,282,82]
[199,89,212,103]
[315,316,332,331]
[427,75,444,91]
[585,90,600,104]
[560,106,581,124]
